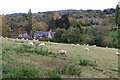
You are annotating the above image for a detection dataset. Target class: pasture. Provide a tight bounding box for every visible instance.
[1,38,119,78]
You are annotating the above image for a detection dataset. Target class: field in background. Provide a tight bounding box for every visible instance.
[1,38,119,78]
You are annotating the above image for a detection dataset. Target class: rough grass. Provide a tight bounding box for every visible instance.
[1,38,119,78]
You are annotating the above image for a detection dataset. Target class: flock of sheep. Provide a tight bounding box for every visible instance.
[0,36,119,56]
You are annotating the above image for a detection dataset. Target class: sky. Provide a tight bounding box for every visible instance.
[0,0,120,14]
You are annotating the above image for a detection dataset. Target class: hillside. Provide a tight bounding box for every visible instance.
[1,38,118,78]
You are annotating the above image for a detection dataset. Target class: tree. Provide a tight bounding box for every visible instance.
[48,18,56,30]
[25,9,32,35]
[62,27,81,43]
[62,14,70,30]
[32,22,48,31]
[115,5,120,26]
[53,28,66,42]
[1,15,10,37]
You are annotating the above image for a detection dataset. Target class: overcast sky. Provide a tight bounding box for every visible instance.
[0,0,120,14]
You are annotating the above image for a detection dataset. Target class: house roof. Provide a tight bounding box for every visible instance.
[18,33,30,38]
[34,31,55,37]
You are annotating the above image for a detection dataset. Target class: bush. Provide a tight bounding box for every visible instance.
[62,27,81,43]
[45,68,61,78]
[14,45,55,56]
[53,28,66,42]
[79,59,90,66]
[56,64,81,76]
[3,64,40,78]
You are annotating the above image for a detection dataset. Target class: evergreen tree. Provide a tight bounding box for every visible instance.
[115,5,120,26]
[25,9,32,35]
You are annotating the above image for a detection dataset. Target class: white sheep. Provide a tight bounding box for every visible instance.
[53,43,58,45]
[21,38,24,40]
[116,52,120,56]
[72,44,78,47]
[85,48,89,51]
[76,44,80,46]
[29,42,34,46]
[86,44,89,46]
[39,43,45,46]
[106,46,108,48]
[0,36,3,38]
[5,37,8,39]
[57,50,68,56]
[26,39,28,40]
[33,39,39,41]
[93,45,96,47]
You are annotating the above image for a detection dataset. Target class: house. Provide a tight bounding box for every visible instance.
[18,33,30,38]
[34,31,55,38]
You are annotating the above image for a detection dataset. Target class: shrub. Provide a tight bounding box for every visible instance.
[3,64,40,78]
[56,64,81,76]
[79,59,90,66]
[53,28,66,42]
[62,27,81,43]
[45,68,61,78]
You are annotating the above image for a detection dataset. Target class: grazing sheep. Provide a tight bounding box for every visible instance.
[0,36,3,38]
[39,43,45,46]
[16,38,18,40]
[85,48,89,51]
[21,38,24,40]
[72,44,78,47]
[77,44,80,46]
[93,45,96,47]
[33,39,38,41]
[57,50,68,56]
[83,44,86,46]
[53,43,58,45]
[5,37,8,39]
[48,41,50,42]
[106,46,108,48]
[29,42,34,46]
[116,52,120,56]
[86,44,89,46]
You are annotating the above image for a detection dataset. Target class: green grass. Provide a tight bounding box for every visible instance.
[1,38,119,78]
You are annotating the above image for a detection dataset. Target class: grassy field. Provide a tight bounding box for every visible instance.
[1,38,119,78]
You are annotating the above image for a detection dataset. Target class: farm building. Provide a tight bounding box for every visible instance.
[18,33,30,38]
[34,31,55,38]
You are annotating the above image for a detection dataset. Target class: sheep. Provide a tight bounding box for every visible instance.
[106,46,108,48]
[77,44,79,46]
[21,38,24,40]
[5,37,8,39]
[71,44,79,47]
[39,43,45,46]
[29,42,34,46]
[33,39,39,41]
[83,44,86,46]
[93,45,96,47]
[57,50,68,57]
[26,39,28,41]
[0,36,3,38]
[116,52,120,56]
[72,44,78,47]
[53,43,58,45]
[85,48,89,51]
[86,44,89,46]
